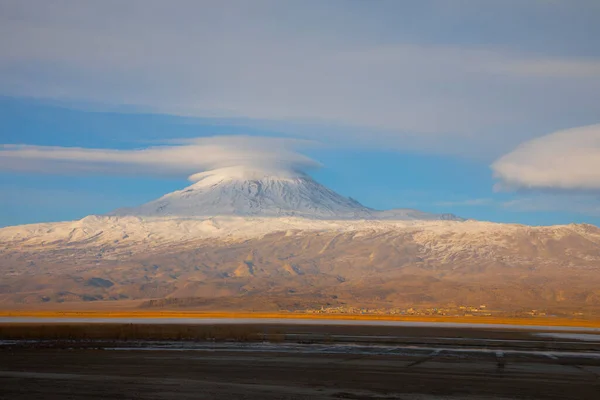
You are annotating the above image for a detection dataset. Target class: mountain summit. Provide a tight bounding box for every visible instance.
[110,166,461,220]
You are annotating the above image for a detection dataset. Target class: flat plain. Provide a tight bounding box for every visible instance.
[1,321,599,399]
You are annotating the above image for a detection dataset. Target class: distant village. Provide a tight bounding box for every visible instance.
[303,305,551,318]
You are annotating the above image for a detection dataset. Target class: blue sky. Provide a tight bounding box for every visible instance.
[1,1,599,227]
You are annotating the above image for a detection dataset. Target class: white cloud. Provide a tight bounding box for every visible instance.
[1,1,600,157]
[0,136,320,179]
[492,124,600,191]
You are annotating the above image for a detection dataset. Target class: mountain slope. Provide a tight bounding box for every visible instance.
[4,165,600,315]
[109,166,461,220]
[1,219,600,316]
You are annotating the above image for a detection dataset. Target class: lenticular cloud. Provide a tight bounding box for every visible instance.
[492,124,600,192]
[0,135,321,179]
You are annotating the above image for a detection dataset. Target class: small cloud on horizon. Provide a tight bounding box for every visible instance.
[434,198,494,207]
[502,195,600,217]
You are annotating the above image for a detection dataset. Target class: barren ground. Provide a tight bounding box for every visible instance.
[1,323,599,399]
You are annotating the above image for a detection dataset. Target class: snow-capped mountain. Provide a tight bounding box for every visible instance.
[1,164,599,313]
[110,166,461,221]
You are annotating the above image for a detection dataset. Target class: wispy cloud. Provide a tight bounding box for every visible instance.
[0,136,320,179]
[1,1,599,157]
[503,195,600,217]
[497,58,600,78]
[434,198,494,207]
